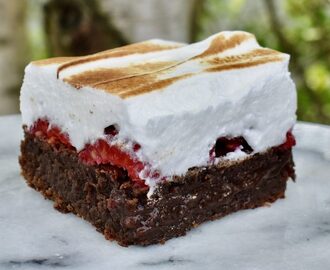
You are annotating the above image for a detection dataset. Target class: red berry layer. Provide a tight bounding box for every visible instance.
[30,119,71,147]
[29,119,147,187]
[79,139,146,186]
[279,131,296,150]
[209,131,295,161]
[29,119,295,187]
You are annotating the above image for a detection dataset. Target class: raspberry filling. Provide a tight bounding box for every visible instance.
[279,131,296,149]
[30,119,295,186]
[79,139,147,186]
[30,119,71,147]
[209,131,295,161]
[210,136,253,159]
[29,119,151,187]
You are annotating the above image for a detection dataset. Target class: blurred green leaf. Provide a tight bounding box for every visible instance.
[195,0,330,124]
[306,63,330,92]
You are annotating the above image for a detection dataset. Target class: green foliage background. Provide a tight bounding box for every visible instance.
[26,0,330,124]
[194,0,330,124]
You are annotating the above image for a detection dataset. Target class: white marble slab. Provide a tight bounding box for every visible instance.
[0,115,330,270]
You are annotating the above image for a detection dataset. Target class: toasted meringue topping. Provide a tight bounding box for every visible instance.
[33,57,79,66]
[31,31,284,99]
[56,39,184,76]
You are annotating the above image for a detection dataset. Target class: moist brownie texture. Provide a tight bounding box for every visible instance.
[20,131,295,246]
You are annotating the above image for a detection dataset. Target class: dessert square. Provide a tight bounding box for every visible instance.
[19,31,296,246]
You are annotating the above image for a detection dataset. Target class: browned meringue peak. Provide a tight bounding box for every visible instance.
[32,39,183,69]
[32,57,79,66]
[57,40,184,76]
[33,32,286,99]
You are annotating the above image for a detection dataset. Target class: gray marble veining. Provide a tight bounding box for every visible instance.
[0,115,330,270]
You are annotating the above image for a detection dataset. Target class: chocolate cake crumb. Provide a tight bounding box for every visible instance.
[19,132,295,246]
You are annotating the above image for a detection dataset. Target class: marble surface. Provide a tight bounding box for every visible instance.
[0,115,330,270]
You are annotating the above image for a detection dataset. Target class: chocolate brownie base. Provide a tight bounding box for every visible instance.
[19,132,295,246]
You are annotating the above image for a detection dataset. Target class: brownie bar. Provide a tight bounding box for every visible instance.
[19,131,295,246]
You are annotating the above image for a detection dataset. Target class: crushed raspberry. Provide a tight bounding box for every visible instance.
[79,139,147,186]
[30,118,296,189]
[280,131,296,150]
[151,171,160,179]
[30,119,152,187]
[30,119,71,146]
[104,125,119,136]
[210,136,253,159]
[133,143,141,152]
[210,131,295,161]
